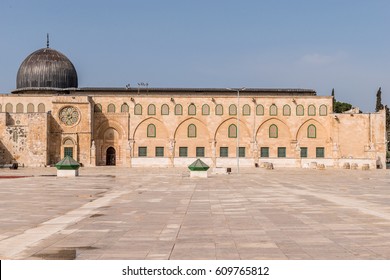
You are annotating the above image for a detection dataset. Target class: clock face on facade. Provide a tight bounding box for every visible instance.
[59,106,79,126]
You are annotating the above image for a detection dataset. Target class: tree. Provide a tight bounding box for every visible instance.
[331,88,353,113]
[334,101,352,113]
[331,88,335,112]
[376,87,384,112]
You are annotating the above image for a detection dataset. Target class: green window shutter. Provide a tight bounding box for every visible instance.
[277,147,286,158]
[220,147,228,157]
[300,147,308,158]
[179,147,188,157]
[316,147,325,158]
[64,147,73,158]
[238,147,245,157]
[196,147,205,157]
[260,147,269,158]
[138,147,147,157]
[155,147,164,157]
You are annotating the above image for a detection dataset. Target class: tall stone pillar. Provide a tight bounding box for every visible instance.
[211,139,216,167]
[126,139,134,167]
[332,142,340,168]
[251,140,259,166]
[90,140,96,167]
[294,141,301,167]
[168,139,175,167]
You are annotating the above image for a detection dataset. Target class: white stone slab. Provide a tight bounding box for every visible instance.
[57,169,79,177]
[190,170,208,178]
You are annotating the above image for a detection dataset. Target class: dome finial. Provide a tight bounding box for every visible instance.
[47,33,49,48]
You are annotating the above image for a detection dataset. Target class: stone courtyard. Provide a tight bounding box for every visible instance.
[0,167,389,260]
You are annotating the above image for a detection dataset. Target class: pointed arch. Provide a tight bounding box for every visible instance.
[283,105,291,116]
[269,124,278,138]
[134,103,142,115]
[148,104,156,115]
[202,104,210,115]
[161,104,169,115]
[295,118,328,140]
[319,104,327,116]
[308,104,316,116]
[174,104,183,115]
[96,119,126,140]
[121,103,129,113]
[94,103,102,113]
[229,104,237,115]
[188,124,197,137]
[188,104,196,115]
[242,104,251,116]
[228,124,237,138]
[147,123,156,137]
[215,104,223,115]
[270,104,277,116]
[107,103,115,113]
[26,103,34,113]
[213,117,251,140]
[256,104,264,115]
[37,103,45,113]
[307,124,316,138]
[296,104,304,116]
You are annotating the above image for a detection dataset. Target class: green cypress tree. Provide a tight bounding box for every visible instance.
[376,87,384,112]
[331,88,335,112]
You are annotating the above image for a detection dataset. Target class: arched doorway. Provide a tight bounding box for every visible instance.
[106,147,116,165]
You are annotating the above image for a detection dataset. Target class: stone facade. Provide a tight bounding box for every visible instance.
[0,89,387,169]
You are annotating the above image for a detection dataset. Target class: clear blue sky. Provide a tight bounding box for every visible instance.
[0,0,389,112]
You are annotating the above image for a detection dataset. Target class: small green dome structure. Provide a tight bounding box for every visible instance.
[55,155,80,170]
[188,159,209,178]
[55,155,80,177]
[188,159,210,171]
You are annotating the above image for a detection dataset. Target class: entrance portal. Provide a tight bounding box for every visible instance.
[106,147,116,165]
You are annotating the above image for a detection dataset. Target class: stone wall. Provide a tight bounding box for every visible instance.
[0,112,48,166]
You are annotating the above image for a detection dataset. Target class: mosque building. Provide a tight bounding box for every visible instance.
[0,43,387,169]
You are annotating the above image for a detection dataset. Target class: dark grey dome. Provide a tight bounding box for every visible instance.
[16,47,78,89]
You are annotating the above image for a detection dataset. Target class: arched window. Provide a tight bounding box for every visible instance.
[215,104,223,115]
[308,105,316,116]
[147,124,156,137]
[269,124,278,138]
[16,103,24,113]
[228,124,237,138]
[202,104,210,115]
[121,103,129,113]
[308,124,316,138]
[270,104,277,116]
[229,104,237,115]
[37,103,45,113]
[26,103,34,113]
[188,104,196,115]
[242,104,251,116]
[296,105,304,116]
[174,104,183,115]
[148,104,156,115]
[134,104,142,115]
[319,105,327,116]
[94,104,102,113]
[0,104,2,112]
[5,103,13,113]
[283,105,291,116]
[107,104,115,113]
[188,124,197,138]
[256,104,264,116]
[161,104,169,115]
[63,138,75,158]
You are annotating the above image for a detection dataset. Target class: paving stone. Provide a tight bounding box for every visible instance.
[0,167,389,259]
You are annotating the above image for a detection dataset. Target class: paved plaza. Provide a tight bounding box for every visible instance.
[0,166,389,260]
